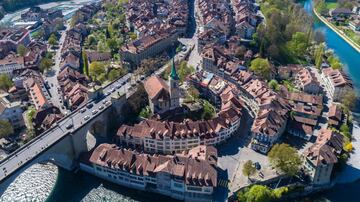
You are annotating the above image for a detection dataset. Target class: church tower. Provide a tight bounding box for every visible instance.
[169,57,180,109]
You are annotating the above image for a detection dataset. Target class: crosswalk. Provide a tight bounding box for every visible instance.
[218,179,229,188]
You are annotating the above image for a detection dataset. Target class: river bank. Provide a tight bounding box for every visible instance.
[312,7,360,53]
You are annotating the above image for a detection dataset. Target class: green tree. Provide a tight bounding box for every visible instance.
[0,119,14,138]
[342,90,357,111]
[82,51,89,76]
[314,44,324,69]
[107,38,118,54]
[340,123,350,137]
[178,61,195,83]
[268,80,280,91]
[17,44,27,57]
[268,144,301,176]
[108,69,124,81]
[242,160,256,179]
[201,101,215,120]
[48,33,57,46]
[0,74,13,91]
[129,32,137,40]
[188,86,200,101]
[314,0,329,16]
[240,185,274,202]
[250,58,271,80]
[39,58,53,73]
[286,32,308,58]
[89,62,105,80]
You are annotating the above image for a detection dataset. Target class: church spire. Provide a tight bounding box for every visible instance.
[170,57,179,80]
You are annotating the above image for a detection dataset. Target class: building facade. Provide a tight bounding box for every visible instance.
[80,144,218,201]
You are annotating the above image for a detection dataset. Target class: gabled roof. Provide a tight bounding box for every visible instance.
[144,76,169,100]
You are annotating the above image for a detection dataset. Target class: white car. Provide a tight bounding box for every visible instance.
[84,115,90,120]
[92,110,98,115]
[80,108,86,113]
[99,105,104,110]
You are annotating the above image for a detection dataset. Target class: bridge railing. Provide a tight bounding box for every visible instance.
[0,74,131,165]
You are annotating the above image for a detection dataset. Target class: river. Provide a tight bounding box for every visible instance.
[1,0,360,201]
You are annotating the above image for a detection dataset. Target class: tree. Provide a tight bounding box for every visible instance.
[268,144,301,176]
[178,61,195,83]
[89,62,105,80]
[108,69,124,81]
[39,58,53,73]
[340,123,351,138]
[268,80,280,91]
[188,86,200,101]
[82,51,89,76]
[314,44,324,69]
[86,35,97,48]
[107,38,118,54]
[242,160,256,179]
[17,44,27,56]
[241,185,274,202]
[314,0,329,16]
[342,90,357,111]
[344,142,353,153]
[236,45,247,59]
[0,74,13,91]
[0,119,14,138]
[48,33,57,47]
[250,58,271,80]
[129,32,137,40]
[201,101,215,120]
[286,32,308,58]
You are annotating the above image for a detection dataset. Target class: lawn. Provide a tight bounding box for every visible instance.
[326,2,338,10]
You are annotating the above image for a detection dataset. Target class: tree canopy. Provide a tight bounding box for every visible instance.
[0,74,13,91]
[39,58,52,73]
[0,119,14,138]
[89,62,106,81]
[268,79,280,91]
[242,160,256,178]
[17,44,27,57]
[342,90,357,111]
[286,32,309,58]
[255,0,313,63]
[178,61,195,83]
[48,33,57,46]
[268,144,301,176]
[250,58,271,80]
[237,185,274,202]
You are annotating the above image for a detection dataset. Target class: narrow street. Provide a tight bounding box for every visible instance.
[44,21,71,114]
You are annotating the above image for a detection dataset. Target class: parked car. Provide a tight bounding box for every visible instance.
[84,115,90,121]
[80,108,86,113]
[92,110,98,115]
[99,105,104,110]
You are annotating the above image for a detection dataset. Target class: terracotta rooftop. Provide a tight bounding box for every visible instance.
[84,143,218,187]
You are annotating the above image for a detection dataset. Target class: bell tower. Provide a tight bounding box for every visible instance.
[169,57,180,109]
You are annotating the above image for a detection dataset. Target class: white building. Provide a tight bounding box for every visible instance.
[80,144,218,201]
[0,53,25,77]
[116,106,241,154]
[0,93,24,129]
[303,129,343,185]
[321,68,352,102]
